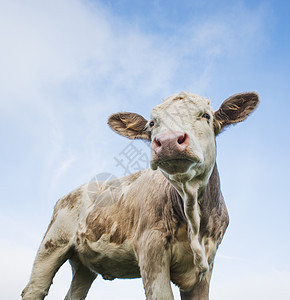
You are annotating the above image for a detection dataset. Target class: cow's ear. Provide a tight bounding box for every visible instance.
[108,112,150,140]
[214,92,259,135]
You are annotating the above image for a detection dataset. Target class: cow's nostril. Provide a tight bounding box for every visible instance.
[177,134,186,144]
[155,138,161,147]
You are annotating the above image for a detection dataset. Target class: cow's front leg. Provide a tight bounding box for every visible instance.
[135,230,174,300]
[180,265,213,300]
[21,240,72,300]
[21,208,75,300]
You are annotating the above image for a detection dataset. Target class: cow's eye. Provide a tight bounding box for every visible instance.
[202,113,210,120]
[149,121,155,127]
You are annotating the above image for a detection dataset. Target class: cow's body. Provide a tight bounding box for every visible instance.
[22,92,259,300]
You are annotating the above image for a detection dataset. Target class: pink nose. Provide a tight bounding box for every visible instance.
[152,131,190,155]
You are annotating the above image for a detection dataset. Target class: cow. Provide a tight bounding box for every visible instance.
[22,91,259,300]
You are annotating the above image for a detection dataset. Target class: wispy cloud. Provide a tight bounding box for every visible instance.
[49,152,76,191]
[0,1,269,111]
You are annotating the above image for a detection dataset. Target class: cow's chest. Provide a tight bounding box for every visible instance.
[170,226,218,290]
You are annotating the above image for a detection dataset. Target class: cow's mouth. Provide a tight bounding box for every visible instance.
[150,158,198,175]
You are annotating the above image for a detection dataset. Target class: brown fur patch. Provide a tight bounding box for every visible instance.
[58,189,82,210]
[85,195,136,245]
[109,226,127,244]
[85,210,108,242]
[44,239,54,249]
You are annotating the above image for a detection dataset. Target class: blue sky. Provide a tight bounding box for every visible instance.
[1,0,290,299]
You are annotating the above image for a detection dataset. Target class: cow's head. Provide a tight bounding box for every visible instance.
[108,92,259,187]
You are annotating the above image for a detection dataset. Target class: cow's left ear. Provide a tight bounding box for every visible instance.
[214,92,259,135]
[108,112,150,140]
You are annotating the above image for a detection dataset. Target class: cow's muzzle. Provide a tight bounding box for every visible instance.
[150,131,200,174]
[152,131,190,156]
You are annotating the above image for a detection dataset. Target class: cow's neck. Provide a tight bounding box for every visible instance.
[181,178,210,273]
[162,162,217,274]
[164,164,215,228]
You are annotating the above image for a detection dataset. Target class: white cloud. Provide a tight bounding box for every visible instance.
[0,0,269,112]
[0,0,176,112]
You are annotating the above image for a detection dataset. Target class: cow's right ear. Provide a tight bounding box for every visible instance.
[108,112,150,140]
[214,92,259,135]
